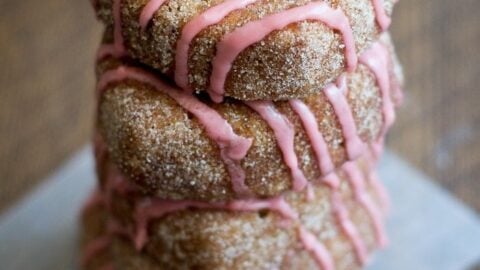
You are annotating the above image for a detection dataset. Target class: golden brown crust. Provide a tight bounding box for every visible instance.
[96,45,402,201]
[94,0,396,100]
[82,156,384,270]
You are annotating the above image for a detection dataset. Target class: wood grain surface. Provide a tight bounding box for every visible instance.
[0,0,479,217]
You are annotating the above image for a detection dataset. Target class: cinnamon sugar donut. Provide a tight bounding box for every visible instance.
[96,35,402,201]
[93,0,397,101]
[81,153,389,270]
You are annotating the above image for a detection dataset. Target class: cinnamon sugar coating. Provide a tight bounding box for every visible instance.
[94,0,396,100]
[81,157,384,270]
[97,40,401,201]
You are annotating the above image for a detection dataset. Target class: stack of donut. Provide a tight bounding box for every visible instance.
[81,0,403,269]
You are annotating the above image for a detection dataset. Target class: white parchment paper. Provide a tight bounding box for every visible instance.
[0,146,479,270]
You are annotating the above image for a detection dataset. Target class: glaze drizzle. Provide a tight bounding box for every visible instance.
[95,0,127,61]
[371,0,392,31]
[83,159,388,269]
[246,101,309,192]
[343,162,388,248]
[109,0,395,101]
[324,75,366,160]
[97,66,253,196]
[209,1,356,102]
[95,36,400,217]
[290,99,335,175]
[360,42,396,140]
[174,0,260,90]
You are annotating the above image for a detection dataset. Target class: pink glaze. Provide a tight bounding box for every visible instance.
[209,1,357,102]
[298,227,335,270]
[371,0,391,31]
[134,196,297,249]
[305,183,316,202]
[368,170,391,215]
[330,190,369,265]
[323,76,365,160]
[84,160,377,267]
[112,0,126,56]
[94,0,127,62]
[139,0,168,30]
[96,44,125,61]
[290,99,335,175]
[390,68,404,107]
[81,235,111,267]
[97,66,253,196]
[360,42,396,139]
[382,41,405,107]
[370,138,385,162]
[342,162,388,248]
[174,0,260,90]
[246,101,308,192]
[321,172,341,190]
[103,162,135,212]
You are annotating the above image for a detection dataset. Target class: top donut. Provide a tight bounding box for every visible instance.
[93,0,396,101]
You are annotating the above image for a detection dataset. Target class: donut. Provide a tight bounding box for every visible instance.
[96,33,402,201]
[93,0,397,101]
[81,151,389,270]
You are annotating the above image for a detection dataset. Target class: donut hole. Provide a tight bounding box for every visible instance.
[258,209,270,219]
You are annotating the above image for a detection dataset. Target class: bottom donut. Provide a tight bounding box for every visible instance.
[80,147,389,270]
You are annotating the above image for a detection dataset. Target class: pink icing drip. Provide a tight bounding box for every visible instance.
[95,0,127,63]
[106,163,138,198]
[360,42,396,139]
[306,183,316,202]
[96,44,125,61]
[112,0,126,55]
[174,0,259,90]
[97,66,253,196]
[371,0,391,31]
[83,160,376,268]
[322,172,341,189]
[81,235,111,266]
[298,227,335,270]
[323,76,365,160]
[246,101,308,192]
[368,170,391,215]
[383,41,404,107]
[209,1,357,102]
[370,139,385,162]
[342,162,388,248]
[290,99,335,175]
[330,188,369,265]
[139,0,168,30]
[134,196,297,250]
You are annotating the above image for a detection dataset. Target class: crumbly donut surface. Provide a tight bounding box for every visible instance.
[94,0,396,100]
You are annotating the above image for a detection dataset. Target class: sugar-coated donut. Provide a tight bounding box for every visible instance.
[96,34,402,201]
[93,0,397,101]
[81,151,389,270]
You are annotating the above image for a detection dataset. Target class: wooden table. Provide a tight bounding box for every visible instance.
[1,0,479,217]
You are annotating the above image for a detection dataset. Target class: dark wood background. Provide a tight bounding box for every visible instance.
[1,0,479,218]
